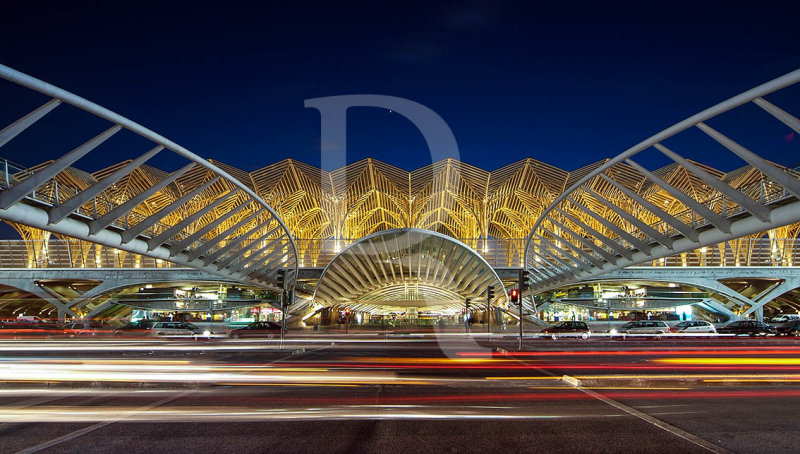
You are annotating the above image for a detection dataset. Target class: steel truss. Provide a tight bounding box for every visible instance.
[0,64,297,290]
[313,228,508,312]
[524,68,800,293]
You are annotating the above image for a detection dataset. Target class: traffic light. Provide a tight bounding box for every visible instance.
[276,269,285,290]
[519,269,531,291]
[487,285,495,301]
[510,288,519,304]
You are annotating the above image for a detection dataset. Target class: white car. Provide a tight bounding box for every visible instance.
[670,320,716,335]
[150,322,210,338]
[114,320,210,338]
[612,320,670,338]
[771,314,800,323]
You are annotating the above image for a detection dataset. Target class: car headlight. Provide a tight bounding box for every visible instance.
[610,329,618,335]
[203,330,211,336]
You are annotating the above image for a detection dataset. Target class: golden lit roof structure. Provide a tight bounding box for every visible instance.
[2,63,800,316]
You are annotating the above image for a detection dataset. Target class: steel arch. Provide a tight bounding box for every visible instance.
[0,64,297,290]
[524,68,800,293]
[313,228,509,312]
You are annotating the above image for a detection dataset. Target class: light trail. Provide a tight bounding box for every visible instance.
[567,373,800,380]
[656,358,800,365]
[0,405,618,423]
[0,358,438,386]
[458,347,800,357]
[0,386,797,426]
[488,374,800,380]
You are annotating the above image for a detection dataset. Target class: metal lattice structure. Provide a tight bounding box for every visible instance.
[524,68,800,293]
[245,157,577,267]
[2,63,800,312]
[312,229,508,312]
[0,64,298,291]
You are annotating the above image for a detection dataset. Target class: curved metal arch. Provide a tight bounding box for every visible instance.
[524,68,800,293]
[0,64,298,290]
[313,228,509,310]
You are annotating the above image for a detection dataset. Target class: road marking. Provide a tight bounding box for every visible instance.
[574,386,732,454]
[511,357,733,454]
[13,390,194,454]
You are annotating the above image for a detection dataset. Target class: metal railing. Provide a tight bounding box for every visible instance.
[1,237,796,270]
[0,239,179,269]
[555,297,705,311]
[642,237,798,267]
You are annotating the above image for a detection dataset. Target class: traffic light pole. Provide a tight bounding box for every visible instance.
[486,287,491,340]
[518,295,523,350]
[485,286,494,340]
[277,269,287,345]
[280,290,287,343]
[464,298,471,333]
[518,270,525,351]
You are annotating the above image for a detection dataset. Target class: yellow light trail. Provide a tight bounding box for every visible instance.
[341,357,516,364]
[526,386,690,390]
[703,379,800,383]
[655,358,800,365]
[492,374,800,380]
[485,377,563,381]
[214,383,363,387]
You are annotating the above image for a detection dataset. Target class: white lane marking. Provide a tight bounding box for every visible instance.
[512,358,732,454]
[13,390,194,454]
[575,386,732,454]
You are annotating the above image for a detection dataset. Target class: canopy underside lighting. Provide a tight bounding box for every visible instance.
[313,228,508,311]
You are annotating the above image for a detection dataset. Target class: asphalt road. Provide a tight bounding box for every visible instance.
[0,334,799,453]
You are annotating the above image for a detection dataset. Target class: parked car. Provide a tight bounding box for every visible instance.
[62,321,115,338]
[611,320,670,338]
[670,320,717,335]
[771,314,800,323]
[113,320,155,336]
[717,320,776,336]
[228,321,283,339]
[541,321,591,339]
[0,322,62,339]
[776,319,800,336]
[114,320,210,338]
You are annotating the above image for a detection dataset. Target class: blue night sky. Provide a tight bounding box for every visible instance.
[0,1,799,174]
